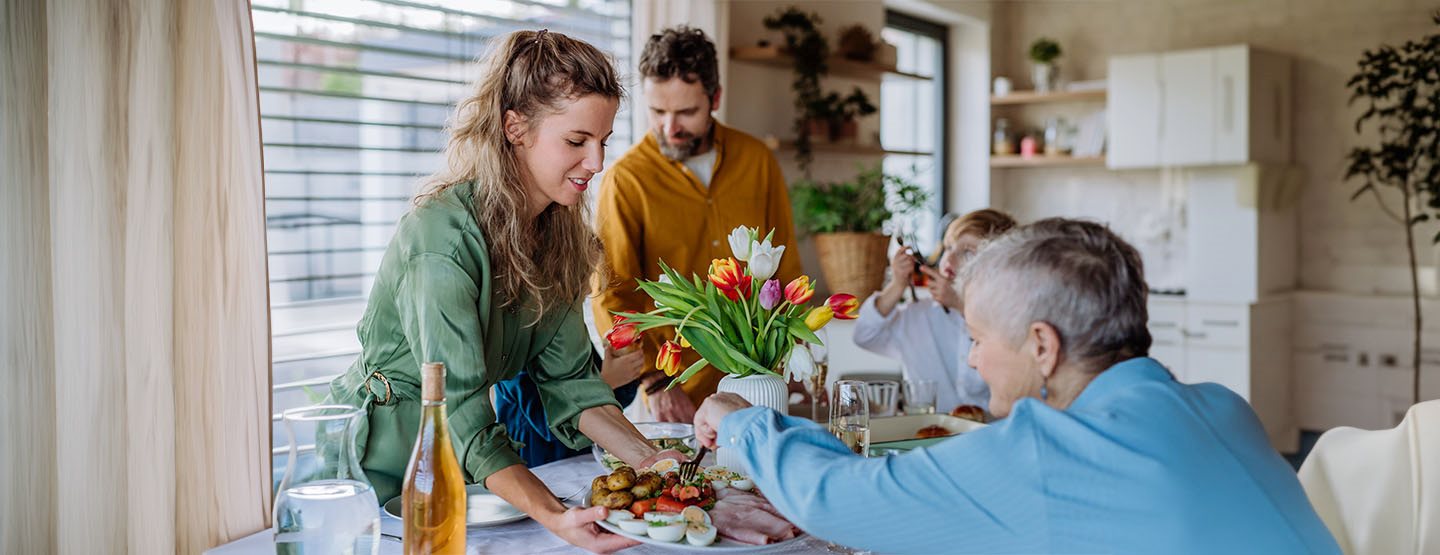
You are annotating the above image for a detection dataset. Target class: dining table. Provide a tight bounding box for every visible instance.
[205,451,843,554]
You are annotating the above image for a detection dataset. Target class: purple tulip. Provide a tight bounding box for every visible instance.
[759,279,782,310]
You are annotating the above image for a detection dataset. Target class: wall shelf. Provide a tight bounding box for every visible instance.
[777,140,933,157]
[990,155,1105,168]
[730,46,933,82]
[991,89,1106,105]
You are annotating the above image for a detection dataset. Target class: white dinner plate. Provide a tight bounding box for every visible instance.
[586,489,808,553]
[382,483,529,528]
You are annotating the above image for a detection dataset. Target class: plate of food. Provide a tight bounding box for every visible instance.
[593,422,697,470]
[867,412,988,455]
[584,462,806,552]
[382,483,529,528]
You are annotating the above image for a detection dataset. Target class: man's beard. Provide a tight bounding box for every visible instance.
[653,122,712,161]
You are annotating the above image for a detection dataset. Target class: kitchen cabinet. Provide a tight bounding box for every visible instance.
[1185,164,1298,304]
[1147,296,1297,452]
[1108,45,1291,169]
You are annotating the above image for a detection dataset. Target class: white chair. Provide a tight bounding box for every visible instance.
[1298,399,1440,554]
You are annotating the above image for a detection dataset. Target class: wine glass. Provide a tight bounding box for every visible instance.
[829,380,871,457]
[806,328,831,423]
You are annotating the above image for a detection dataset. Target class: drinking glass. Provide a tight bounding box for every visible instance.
[903,379,937,415]
[830,380,871,457]
[865,380,900,417]
[806,328,831,423]
[274,405,380,555]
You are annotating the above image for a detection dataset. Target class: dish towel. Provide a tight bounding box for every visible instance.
[1298,399,1440,554]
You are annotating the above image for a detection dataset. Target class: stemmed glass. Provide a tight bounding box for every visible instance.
[806,328,831,423]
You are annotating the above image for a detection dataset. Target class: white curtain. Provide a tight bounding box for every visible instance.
[1,0,272,553]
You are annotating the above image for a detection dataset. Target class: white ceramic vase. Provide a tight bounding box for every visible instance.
[714,373,788,472]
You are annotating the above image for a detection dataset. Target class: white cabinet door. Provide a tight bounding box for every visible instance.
[1186,167,1259,303]
[1212,46,1250,164]
[1107,54,1161,169]
[1160,49,1216,166]
[1185,347,1250,400]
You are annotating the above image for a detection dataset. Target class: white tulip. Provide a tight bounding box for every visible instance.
[747,241,784,281]
[657,274,673,285]
[785,344,815,383]
[727,227,755,261]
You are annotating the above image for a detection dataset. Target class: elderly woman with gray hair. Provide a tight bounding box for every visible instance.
[693,218,1340,554]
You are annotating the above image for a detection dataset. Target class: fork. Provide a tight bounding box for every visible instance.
[678,446,709,482]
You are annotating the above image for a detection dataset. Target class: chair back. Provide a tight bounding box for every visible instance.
[1298,399,1440,554]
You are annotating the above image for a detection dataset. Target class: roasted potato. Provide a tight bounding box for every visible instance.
[591,475,609,492]
[630,472,663,498]
[597,489,635,509]
[589,488,608,507]
[605,467,637,491]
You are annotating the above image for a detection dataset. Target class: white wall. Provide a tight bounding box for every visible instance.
[987,0,1438,299]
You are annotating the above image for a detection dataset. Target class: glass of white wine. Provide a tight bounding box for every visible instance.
[830,380,871,457]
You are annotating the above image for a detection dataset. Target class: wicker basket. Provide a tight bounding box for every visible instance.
[813,232,891,302]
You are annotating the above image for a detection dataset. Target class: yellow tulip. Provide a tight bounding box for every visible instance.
[804,306,834,331]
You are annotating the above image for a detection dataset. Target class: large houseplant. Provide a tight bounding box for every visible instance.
[791,165,930,301]
[1345,12,1440,406]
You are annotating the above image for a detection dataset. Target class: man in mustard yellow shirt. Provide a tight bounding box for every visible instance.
[594,26,801,422]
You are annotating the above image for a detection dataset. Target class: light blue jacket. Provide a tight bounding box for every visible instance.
[718,357,1340,554]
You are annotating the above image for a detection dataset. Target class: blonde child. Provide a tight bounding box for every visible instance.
[853,209,1016,413]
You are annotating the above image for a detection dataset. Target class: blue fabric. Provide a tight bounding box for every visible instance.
[718,357,1341,554]
[494,349,639,468]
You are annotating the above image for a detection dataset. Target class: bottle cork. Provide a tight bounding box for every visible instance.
[421,362,446,402]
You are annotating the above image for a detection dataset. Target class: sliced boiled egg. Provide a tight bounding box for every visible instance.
[680,505,712,526]
[643,511,683,525]
[605,510,635,525]
[685,522,717,547]
[647,521,686,543]
[617,518,649,535]
[730,477,754,491]
[649,458,680,474]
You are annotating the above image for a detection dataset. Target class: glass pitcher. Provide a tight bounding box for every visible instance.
[273,405,379,555]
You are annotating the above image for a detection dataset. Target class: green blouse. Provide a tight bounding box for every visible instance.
[326,181,618,502]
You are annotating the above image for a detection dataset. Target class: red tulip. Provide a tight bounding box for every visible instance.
[784,275,815,305]
[606,316,640,350]
[708,257,751,301]
[827,293,860,320]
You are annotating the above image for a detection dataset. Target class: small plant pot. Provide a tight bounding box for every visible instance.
[1032,62,1058,93]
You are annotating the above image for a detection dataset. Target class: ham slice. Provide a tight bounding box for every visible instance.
[710,489,799,545]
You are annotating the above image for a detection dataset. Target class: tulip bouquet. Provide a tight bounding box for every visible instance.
[617,226,859,390]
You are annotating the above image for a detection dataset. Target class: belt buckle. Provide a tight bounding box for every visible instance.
[365,371,395,406]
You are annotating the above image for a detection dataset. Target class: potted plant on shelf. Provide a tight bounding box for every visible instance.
[804,87,878,143]
[836,24,877,62]
[764,7,828,175]
[791,165,930,301]
[1029,37,1062,93]
[1344,12,1440,407]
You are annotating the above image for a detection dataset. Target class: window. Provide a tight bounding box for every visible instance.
[881,11,948,255]
[254,0,632,487]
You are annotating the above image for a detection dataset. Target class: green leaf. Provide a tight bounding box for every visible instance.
[665,359,711,391]
[787,317,823,344]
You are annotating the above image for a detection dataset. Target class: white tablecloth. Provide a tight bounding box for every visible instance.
[206,454,837,554]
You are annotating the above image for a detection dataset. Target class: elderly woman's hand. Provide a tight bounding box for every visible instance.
[693,393,752,449]
[600,343,646,389]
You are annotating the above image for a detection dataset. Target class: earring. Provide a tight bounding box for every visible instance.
[1040,376,1049,401]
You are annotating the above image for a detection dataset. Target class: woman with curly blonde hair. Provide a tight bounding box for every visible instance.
[326,29,671,552]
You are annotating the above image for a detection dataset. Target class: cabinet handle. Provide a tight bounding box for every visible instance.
[1182,330,1209,340]
[1201,319,1240,328]
[1223,75,1234,135]
[1322,353,1348,363]
[1150,321,1178,329]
